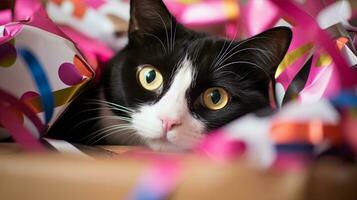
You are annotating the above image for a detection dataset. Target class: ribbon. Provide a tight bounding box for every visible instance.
[127,159,181,200]
[269,0,357,93]
[270,120,342,145]
[331,90,357,108]
[18,48,54,124]
[0,89,45,134]
[0,10,12,26]
[275,143,314,153]
[0,89,45,151]
[196,131,246,162]
[273,143,313,171]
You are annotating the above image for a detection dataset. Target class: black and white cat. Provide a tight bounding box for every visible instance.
[49,0,292,151]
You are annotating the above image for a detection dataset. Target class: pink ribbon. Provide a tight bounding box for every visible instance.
[196,130,246,162]
[0,89,46,152]
[241,0,281,37]
[0,10,12,26]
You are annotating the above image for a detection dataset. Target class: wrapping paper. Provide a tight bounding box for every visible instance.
[0,0,95,150]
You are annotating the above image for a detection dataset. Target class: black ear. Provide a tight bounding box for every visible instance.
[239,27,292,79]
[129,0,177,44]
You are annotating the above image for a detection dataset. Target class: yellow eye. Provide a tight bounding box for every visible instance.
[202,87,229,110]
[137,65,163,91]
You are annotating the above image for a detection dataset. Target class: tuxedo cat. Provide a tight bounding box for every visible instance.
[49,0,292,151]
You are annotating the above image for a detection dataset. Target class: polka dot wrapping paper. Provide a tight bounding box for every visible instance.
[0,1,95,148]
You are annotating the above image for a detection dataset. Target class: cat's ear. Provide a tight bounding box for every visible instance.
[241,27,292,79]
[129,0,176,43]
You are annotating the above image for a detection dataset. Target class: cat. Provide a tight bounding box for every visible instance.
[48,0,292,151]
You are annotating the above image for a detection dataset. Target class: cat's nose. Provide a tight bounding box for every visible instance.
[161,119,181,133]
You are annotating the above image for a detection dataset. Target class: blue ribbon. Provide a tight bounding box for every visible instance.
[331,90,357,108]
[18,48,54,124]
[275,143,314,153]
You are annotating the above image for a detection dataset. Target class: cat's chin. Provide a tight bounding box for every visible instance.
[146,139,192,152]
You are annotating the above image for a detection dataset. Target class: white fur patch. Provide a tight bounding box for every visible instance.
[131,57,205,150]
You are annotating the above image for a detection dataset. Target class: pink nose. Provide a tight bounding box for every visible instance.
[161,119,181,133]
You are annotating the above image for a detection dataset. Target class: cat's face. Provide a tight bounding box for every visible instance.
[103,0,292,151]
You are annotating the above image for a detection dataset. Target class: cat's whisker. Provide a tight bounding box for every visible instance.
[74,106,133,116]
[216,70,253,83]
[87,125,134,144]
[82,124,133,142]
[79,103,134,114]
[87,125,133,143]
[170,16,173,52]
[214,36,271,68]
[215,40,234,68]
[143,33,168,54]
[67,115,132,135]
[125,133,143,145]
[172,20,177,52]
[192,39,203,63]
[211,40,227,69]
[138,136,147,146]
[153,11,170,54]
[133,98,147,105]
[86,99,135,112]
[214,31,238,67]
[217,61,270,78]
[68,107,133,123]
[104,116,163,136]
[89,129,136,145]
[81,115,160,143]
[216,47,275,68]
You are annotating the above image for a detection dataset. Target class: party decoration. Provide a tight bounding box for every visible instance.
[45,0,129,51]
[0,0,95,151]
[0,2,356,196]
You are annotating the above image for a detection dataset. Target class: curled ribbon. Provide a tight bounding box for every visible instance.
[18,48,54,124]
[0,89,45,151]
[269,0,357,91]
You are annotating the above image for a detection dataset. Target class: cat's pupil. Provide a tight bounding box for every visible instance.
[210,89,221,104]
[146,70,156,84]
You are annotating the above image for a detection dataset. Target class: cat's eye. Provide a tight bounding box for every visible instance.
[202,87,229,110]
[137,65,163,91]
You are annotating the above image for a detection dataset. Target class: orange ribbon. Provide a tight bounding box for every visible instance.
[270,120,342,145]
